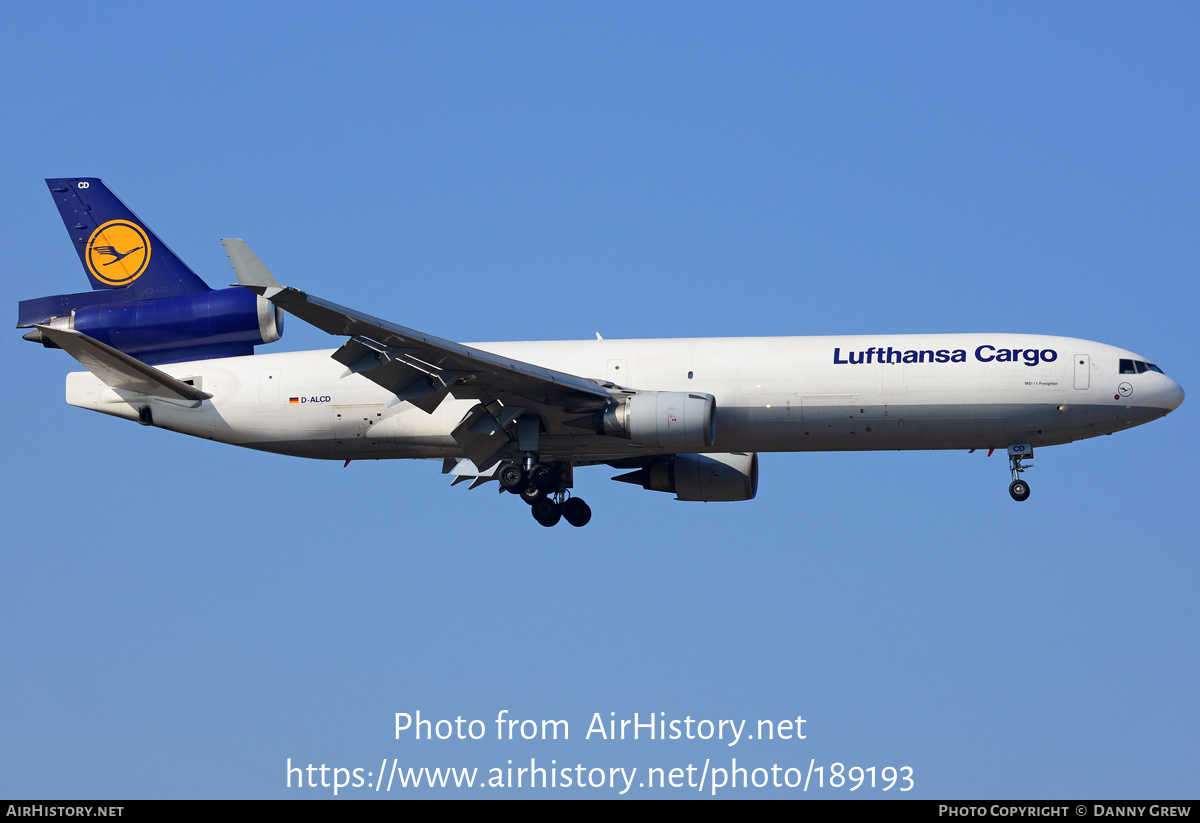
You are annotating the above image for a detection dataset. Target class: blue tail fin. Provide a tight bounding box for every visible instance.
[46,178,210,296]
[21,178,284,364]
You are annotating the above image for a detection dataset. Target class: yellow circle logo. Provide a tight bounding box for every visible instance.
[85,220,151,286]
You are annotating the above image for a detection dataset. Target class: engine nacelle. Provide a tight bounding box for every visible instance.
[21,287,283,364]
[602,391,717,450]
[614,452,759,502]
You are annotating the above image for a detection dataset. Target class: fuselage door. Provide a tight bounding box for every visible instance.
[606,359,628,385]
[334,404,385,452]
[259,369,282,403]
[1073,354,1091,390]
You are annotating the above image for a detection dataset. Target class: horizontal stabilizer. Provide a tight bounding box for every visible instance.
[37,326,212,406]
[222,239,282,292]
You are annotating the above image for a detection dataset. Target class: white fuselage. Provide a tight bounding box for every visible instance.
[63,333,1184,463]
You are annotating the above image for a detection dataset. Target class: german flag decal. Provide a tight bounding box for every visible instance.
[289,397,300,404]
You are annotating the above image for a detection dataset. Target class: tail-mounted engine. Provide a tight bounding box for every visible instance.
[19,287,283,365]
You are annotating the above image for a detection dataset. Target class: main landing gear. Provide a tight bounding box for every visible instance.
[1007,445,1032,502]
[497,459,592,528]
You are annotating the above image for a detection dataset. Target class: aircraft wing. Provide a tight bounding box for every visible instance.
[229,244,615,466]
[249,284,613,408]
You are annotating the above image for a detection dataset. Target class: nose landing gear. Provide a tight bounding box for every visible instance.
[1007,444,1032,502]
[1008,478,1030,502]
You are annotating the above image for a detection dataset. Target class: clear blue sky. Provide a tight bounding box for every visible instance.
[2,2,1196,798]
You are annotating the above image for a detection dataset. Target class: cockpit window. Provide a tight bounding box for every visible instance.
[1120,358,1166,376]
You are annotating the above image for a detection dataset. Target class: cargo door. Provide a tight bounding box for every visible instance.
[334,404,385,453]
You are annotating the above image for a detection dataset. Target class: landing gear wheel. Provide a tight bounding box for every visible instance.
[520,485,543,505]
[529,463,561,493]
[531,499,561,527]
[1009,479,1031,502]
[1006,446,1033,503]
[561,497,592,527]
[498,462,527,494]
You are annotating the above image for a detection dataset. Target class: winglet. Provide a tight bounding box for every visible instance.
[222,238,282,292]
[38,325,212,406]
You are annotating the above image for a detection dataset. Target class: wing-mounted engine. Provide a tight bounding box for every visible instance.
[612,452,758,501]
[570,391,717,449]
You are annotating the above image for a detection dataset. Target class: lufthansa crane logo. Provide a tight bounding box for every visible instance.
[85,220,151,286]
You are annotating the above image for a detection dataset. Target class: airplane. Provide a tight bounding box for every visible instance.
[19,178,1185,527]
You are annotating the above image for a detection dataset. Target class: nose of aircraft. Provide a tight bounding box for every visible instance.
[1161,378,1185,412]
